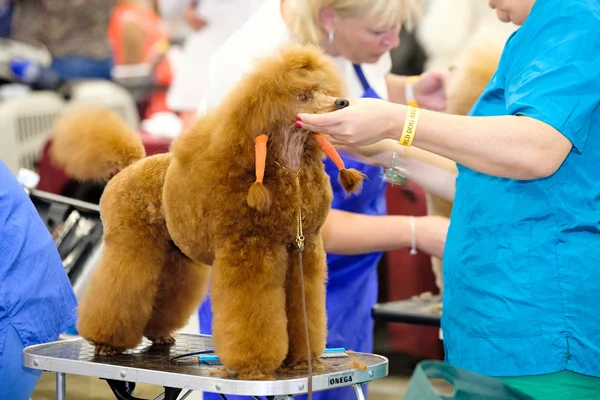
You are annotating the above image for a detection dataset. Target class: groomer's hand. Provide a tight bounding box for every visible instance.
[414,70,449,111]
[297,98,402,146]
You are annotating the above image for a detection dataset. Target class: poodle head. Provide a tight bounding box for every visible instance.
[227,44,348,151]
[219,44,361,212]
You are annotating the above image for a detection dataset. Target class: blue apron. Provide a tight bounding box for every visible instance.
[199,64,387,400]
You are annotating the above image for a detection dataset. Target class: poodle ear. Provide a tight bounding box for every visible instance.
[247,134,272,213]
[228,76,279,142]
[313,133,365,195]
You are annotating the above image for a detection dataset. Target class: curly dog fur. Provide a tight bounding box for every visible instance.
[51,44,360,378]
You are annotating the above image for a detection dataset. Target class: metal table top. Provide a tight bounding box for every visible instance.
[372,295,442,327]
[24,334,388,396]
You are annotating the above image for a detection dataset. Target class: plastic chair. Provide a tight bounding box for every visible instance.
[67,79,139,128]
[0,91,65,174]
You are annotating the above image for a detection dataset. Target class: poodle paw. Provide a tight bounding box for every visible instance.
[93,343,124,356]
[147,335,176,346]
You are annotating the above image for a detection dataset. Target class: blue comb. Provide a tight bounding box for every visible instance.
[199,348,348,365]
[198,354,222,365]
[321,348,347,358]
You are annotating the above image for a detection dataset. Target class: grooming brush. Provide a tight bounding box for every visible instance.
[52,210,81,248]
[59,216,95,260]
[198,348,348,366]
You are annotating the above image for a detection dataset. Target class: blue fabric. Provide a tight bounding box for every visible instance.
[442,0,600,378]
[51,56,113,80]
[0,160,77,365]
[0,325,42,400]
[0,3,12,38]
[199,64,387,400]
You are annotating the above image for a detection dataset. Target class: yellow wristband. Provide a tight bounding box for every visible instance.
[405,75,420,108]
[399,106,420,147]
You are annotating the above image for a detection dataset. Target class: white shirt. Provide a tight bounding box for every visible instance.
[417,0,518,70]
[198,0,392,116]
[163,0,268,111]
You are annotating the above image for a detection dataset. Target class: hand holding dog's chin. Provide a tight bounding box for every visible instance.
[297,98,404,146]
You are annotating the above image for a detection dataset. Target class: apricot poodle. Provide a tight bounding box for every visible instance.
[51,44,363,378]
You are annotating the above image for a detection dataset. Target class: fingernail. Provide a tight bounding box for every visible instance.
[296,115,302,121]
[295,122,302,128]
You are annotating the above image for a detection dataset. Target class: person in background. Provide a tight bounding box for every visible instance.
[0,160,78,400]
[109,0,173,118]
[0,0,11,38]
[11,0,116,80]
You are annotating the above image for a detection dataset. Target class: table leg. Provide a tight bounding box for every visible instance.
[164,387,183,400]
[352,384,365,400]
[179,390,193,400]
[56,373,66,400]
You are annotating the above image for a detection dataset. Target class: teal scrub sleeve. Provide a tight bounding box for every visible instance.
[504,8,600,153]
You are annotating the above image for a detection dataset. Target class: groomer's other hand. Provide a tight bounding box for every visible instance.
[415,216,449,259]
[414,70,449,111]
[297,98,402,146]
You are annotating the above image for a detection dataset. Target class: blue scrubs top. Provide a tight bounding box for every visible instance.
[0,160,77,363]
[442,0,600,378]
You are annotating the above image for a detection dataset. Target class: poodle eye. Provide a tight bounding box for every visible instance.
[297,93,311,102]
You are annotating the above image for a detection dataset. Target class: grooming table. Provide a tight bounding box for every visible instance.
[24,334,388,400]
[372,295,442,327]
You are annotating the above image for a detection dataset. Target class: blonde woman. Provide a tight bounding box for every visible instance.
[196,1,451,400]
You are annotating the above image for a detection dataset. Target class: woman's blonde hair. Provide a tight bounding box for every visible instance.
[289,0,422,45]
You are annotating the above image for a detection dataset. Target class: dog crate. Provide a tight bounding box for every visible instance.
[0,91,65,175]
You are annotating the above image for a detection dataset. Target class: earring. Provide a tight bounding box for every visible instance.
[328,29,334,43]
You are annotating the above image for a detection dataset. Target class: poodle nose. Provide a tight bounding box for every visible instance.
[334,98,350,108]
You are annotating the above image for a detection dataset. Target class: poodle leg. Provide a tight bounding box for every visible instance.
[76,236,167,354]
[143,248,211,345]
[211,243,289,379]
[284,235,327,367]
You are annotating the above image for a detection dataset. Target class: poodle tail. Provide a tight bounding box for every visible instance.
[50,106,146,181]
